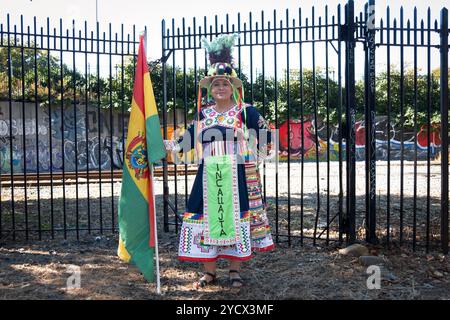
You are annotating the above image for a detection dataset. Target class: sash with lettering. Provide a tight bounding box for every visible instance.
[202,154,241,245]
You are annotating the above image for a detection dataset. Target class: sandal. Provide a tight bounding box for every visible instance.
[229,270,244,288]
[193,272,217,289]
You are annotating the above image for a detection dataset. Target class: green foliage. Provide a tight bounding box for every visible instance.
[151,63,205,117]
[374,68,443,126]
[247,66,445,127]
[0,40,446,128]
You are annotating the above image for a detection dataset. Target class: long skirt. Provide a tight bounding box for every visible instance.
[178,161,274,262]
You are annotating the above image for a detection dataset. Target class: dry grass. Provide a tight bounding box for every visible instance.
[1,161,449,300]
[0,227,449,300]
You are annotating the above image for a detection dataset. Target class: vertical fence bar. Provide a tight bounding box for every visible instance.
[345,0,356,243]
[172,18,184,233]
[0,20,1,236]
[237,13,241,77]
[214,15,218,36]
[337,4,344,243]
[162,19,170,232]
[73,20,80,239]
[120,24,125,184]
[166,25,172,228]
[312,6,321,245]
[7,14,16,240]
[33,16,42,240]
[366,0,377,244]
[0,20,3,240]
[439,8,448,255]
[183,23,190,217]
[20,16,29,240]
[249,12,254,104]
[226,13,229,34]
[172,19,177,230]
[97,21,103,234]
[109,23,114,234]
[386,6,392,247]
[13,22,17,237]
[273,9,279,243]
[179,18,187,232]
[325,5,330,245]
[426,8,431,253]
[261,11,267,220]
[364,5,369,237]
[173,27,181,218]
[191,17,196,211]
[48,18,55,239]
[299,7,304,245]
[60,19,67,239]
[119,25,124,202]
[399,7,405,245]
[204,16,208,69]
[285,8,291,246]
[413,8,418,250]
[86,20,91,234]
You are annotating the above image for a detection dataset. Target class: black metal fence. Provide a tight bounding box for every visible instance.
[161,0,449,253]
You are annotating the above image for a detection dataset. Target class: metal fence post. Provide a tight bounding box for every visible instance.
[344,0,357,243]
[162,20,170,232]
[365,0,377,244]
[440,8,449,255]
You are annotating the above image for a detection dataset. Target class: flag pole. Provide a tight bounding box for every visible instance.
[151,165,161,295]
[143,28,161,295]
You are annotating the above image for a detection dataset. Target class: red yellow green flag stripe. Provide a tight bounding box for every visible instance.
[117,35,165,282]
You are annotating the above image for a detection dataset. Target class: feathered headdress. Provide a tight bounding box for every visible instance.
[203,33,237,64]
[198,33,242,89]
[194,33,247,162]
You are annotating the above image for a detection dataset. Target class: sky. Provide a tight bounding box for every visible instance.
[1,0,449,79]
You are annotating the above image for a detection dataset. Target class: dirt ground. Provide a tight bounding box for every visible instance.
[0,162,449,300]
[0,228,449,300]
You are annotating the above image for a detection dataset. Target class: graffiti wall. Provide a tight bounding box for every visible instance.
[278,116,442,161]
[1,104,444,174]
[0,102,129,173]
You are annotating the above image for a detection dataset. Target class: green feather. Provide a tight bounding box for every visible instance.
[202,33,239,54]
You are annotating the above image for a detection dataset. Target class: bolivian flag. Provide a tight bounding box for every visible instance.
[117,35,165,282]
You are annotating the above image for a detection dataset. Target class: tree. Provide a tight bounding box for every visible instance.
[1,39,446,128]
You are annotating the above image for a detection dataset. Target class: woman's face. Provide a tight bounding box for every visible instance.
[210,78,233,103]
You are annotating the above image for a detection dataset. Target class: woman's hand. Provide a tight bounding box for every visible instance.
[256,144,276,161]
[163,140,181,152]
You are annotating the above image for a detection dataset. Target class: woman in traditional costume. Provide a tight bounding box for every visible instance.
[164,34,275,289]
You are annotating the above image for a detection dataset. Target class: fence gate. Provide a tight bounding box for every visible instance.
[161,0,449,253]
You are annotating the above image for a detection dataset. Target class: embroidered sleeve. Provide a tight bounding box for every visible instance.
[243,106,273,155]
[176,122,195,151]
[163,139,181,152]
[170,111,204,152]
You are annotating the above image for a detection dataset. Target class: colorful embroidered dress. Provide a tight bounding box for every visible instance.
[174,103,274,262]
